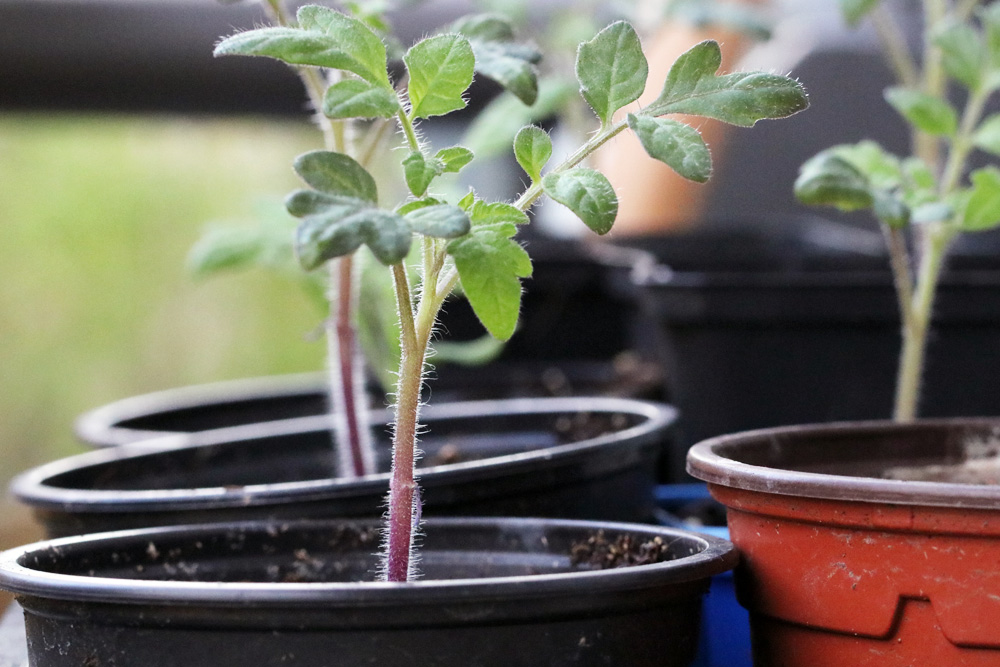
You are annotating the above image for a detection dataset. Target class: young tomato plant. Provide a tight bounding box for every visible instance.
[795,0,1000,421]
[216,5,807,581]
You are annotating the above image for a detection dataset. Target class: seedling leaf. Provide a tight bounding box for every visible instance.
[974,113,1000,155]
[962,166,1000,230]
[576,21,648,126]
[323,79,400,119]
[795,151,874,211]
[294,202,411,268]
[453,14,541,105]
[646,40,808,127]
[402,152,441,198]
[293,151,378,203]
[448,223,532,340]
[403,204,471,238]
[215,6,390,86]
[513,126,553,183]
[436,146,475,173]
[542,168,618,234]
[884,87,958,136]
[627,114,712,183]
[405,34,476,118]
[934,19,984,91]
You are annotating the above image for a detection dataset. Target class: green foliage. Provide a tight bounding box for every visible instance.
[293,150,378,203]
[405,34,476,119]
[447,199,532,341]
[646,40,808,127]
[884,87,957,137]
[542,169,618,235]
[513,126,552,183]
[627,114,712,183]
[323,79,399,119]
[961,166,1000,230]
[795,151,875,212]
[214,5,390,87]
[452,13,541,105]
[576,21,648,126]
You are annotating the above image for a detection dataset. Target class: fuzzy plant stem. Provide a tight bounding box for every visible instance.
[261,0,374,477]
[894,226,953,420]
[381,107,628,580]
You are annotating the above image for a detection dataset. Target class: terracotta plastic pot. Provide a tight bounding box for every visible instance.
[0,517,737,666]
[16,397,674,538]
[687,418,1000,666]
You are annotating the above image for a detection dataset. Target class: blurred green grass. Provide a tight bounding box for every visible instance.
[0,113,327,520]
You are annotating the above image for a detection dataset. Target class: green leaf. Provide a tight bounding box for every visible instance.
[448,224,532,340]
[911,201,953,224]
[513,126,553,182]
[795,151,874,211]
[396,197,444,216]
[295,204,411,268]
[468,199,530,226]
[435,146,475,173]
[884,87,957,137]
[962,166,1000,231]
[839,0,880,27]
[830,140,902,190]
[404,204,471,238]
[576,21,648,125]
[452,15,541,105]
[471,40,540,105]
[405,34,476,119]
[402,151,441,198]
[322,79,399,119]
[450,14,517,42]
[542,168,618,235]
[934,19,984,91]
[974,113,1000,156]
[215,5,389,86]
[293,151,378,203]
[646,40,808,126]
[627,114,712,183]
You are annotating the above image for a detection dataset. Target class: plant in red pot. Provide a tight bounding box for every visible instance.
[689,0,1000,664]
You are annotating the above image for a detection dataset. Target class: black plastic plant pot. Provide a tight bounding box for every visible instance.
[627,221,1000,478]
[0,517,736,667]
[15,397,675,538]
[75,360,665,449]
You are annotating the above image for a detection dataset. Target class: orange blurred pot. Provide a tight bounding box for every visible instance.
[686,418,1000,666]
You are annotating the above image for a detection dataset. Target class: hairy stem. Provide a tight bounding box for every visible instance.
[515,117,630,211]
[883,225,915,325]
[262,0,372,477]
[328,256,375,477]
[385,262,424,582]
[894,225,953,420]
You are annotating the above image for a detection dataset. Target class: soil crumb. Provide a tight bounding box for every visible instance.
[570,531,672,569]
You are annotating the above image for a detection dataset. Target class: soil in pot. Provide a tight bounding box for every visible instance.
[16,397,674,538]
[687,417,1000,666]
[0,517,737,667]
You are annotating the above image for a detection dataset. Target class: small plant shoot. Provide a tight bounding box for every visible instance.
[215,4,807,581]
[794,0,1000,421]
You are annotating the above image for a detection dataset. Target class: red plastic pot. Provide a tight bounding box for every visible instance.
[686,418,1000,666]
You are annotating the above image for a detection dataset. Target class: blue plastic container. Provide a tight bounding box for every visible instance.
[655,484,751,667]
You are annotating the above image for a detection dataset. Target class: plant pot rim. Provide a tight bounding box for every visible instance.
[74,371,329,446]
[686,417,1000,509]
[0,517,734,606]
[16,396,675,512]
